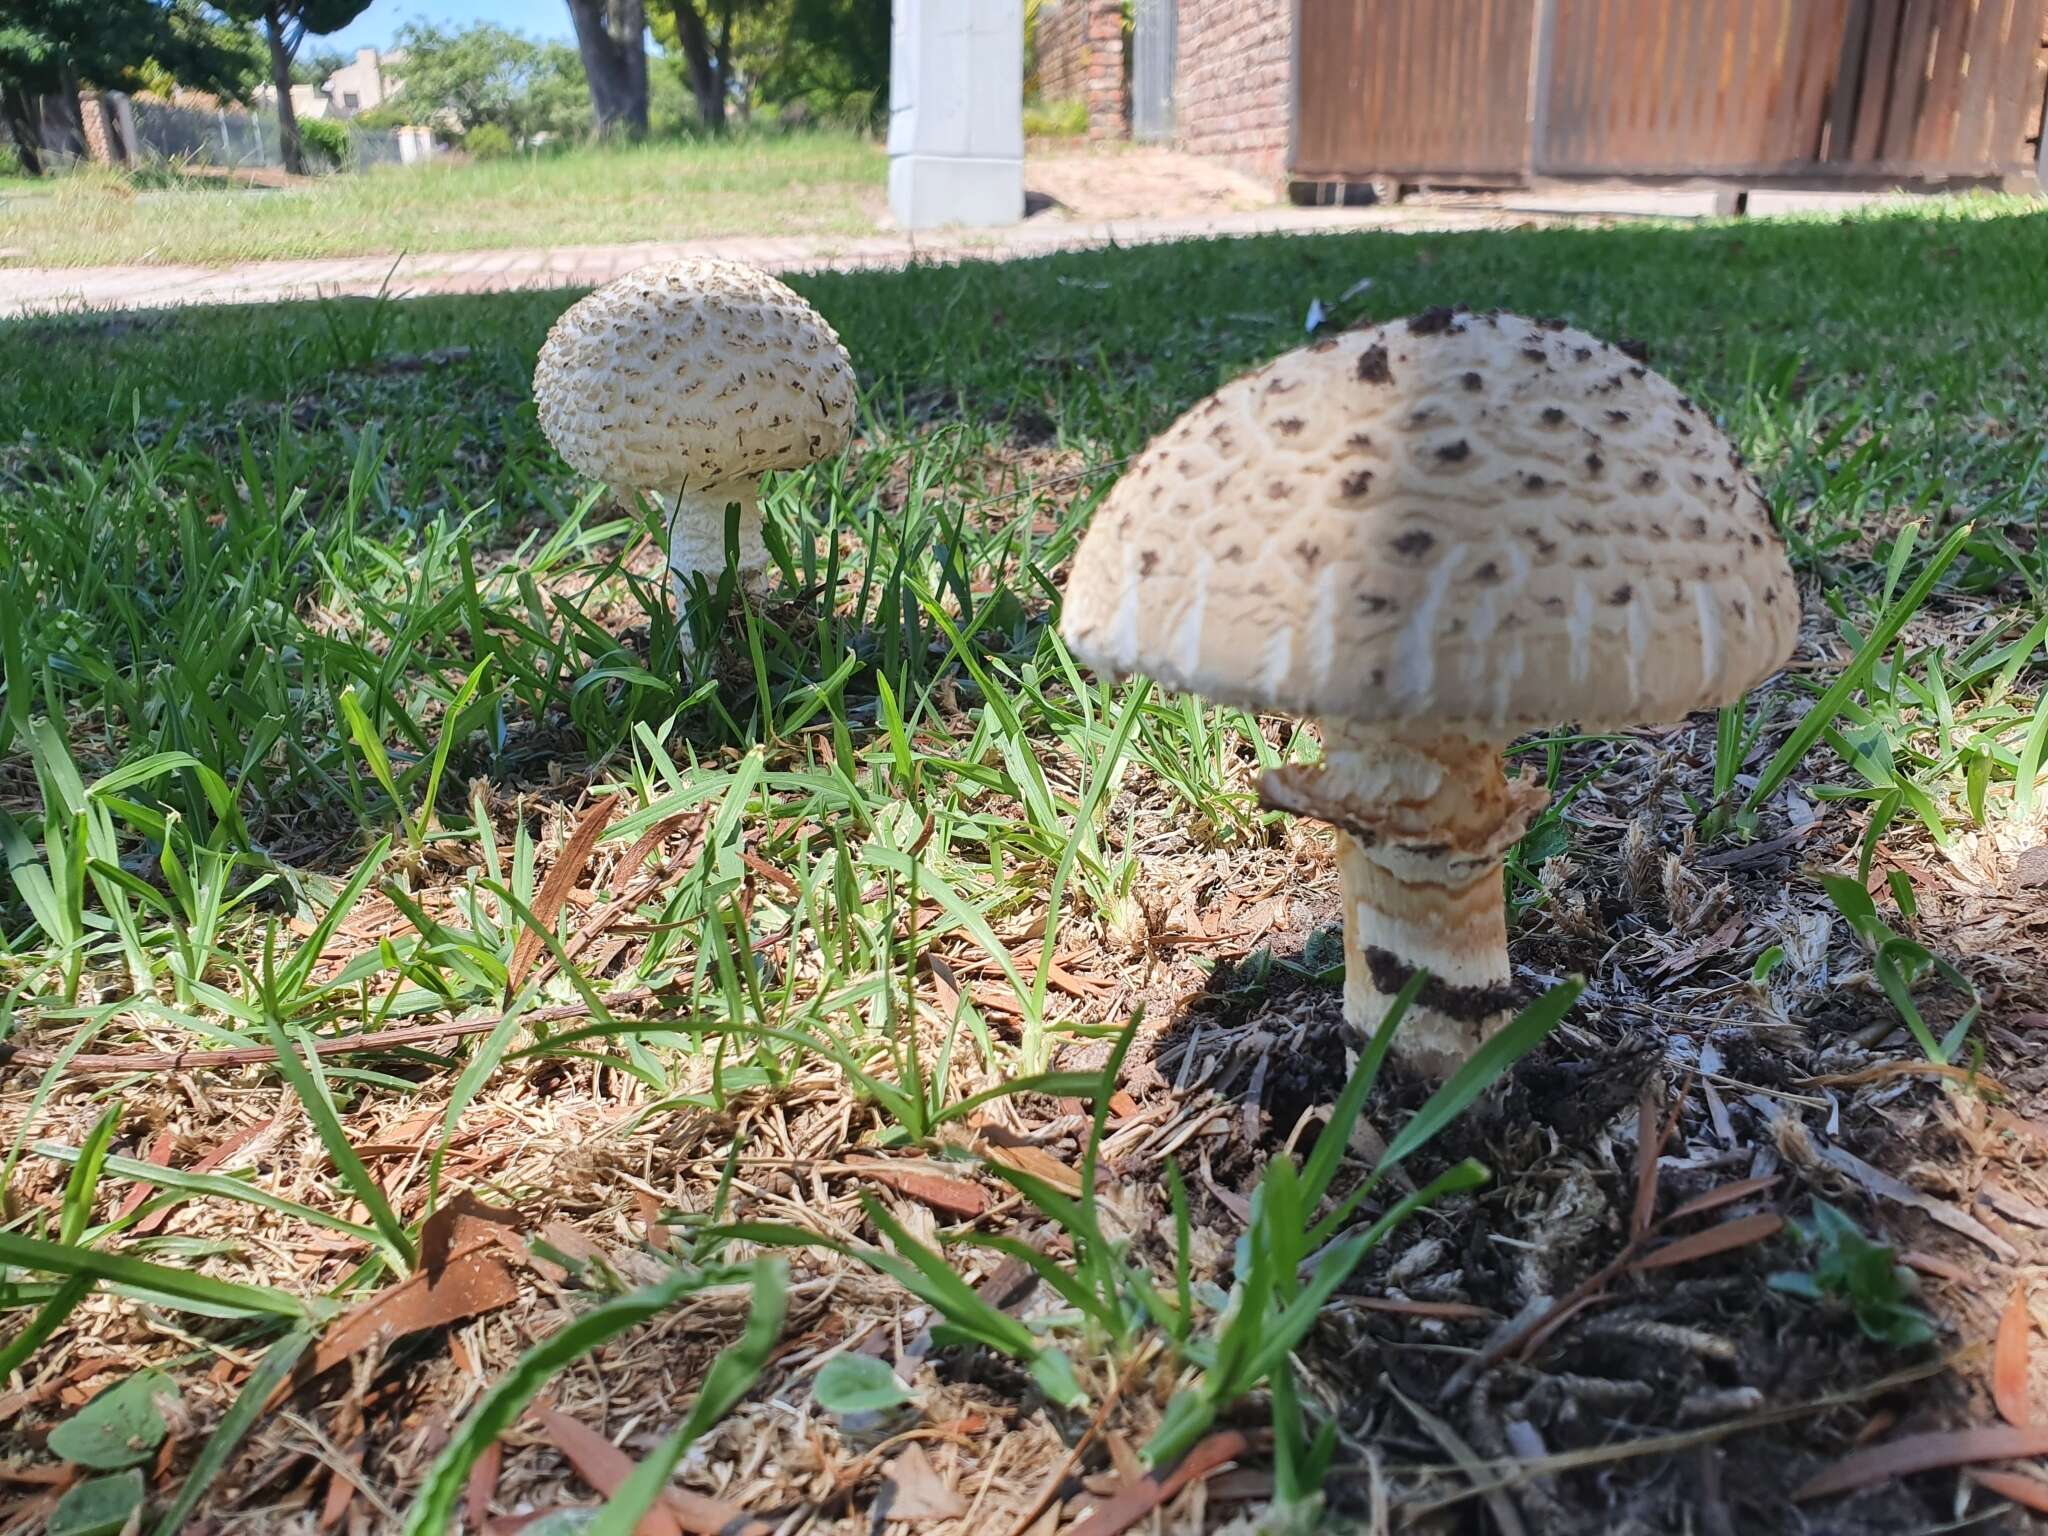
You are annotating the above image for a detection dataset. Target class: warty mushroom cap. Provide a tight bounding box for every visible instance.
[1060,310,1798,734]
[533,257,857,497]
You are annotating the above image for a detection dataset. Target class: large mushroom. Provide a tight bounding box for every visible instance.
[534,257,857,642]
[1060,310,1799,1078]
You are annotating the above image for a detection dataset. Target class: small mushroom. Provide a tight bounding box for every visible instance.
[533,258,857,641]
[1059,311,1798,1078]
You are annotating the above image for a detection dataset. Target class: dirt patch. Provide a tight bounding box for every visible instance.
[1023,146,1279,223]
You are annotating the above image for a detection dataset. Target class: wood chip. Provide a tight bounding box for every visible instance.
[1899,1250,1971,1285]
[1979,1181,2048,1229]
[976,1139,1083,1198]
[846,1154,988,1218]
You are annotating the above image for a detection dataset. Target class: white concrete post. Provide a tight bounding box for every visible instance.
[888,0,1025,230]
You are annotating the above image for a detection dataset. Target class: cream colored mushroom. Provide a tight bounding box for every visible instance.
[533,257,856,632]
[1060,309,1799,1078]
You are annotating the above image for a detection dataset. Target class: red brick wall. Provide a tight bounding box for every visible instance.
[1035,0,1090,100]
[1173,0,1294,179]
[1032,0,1127,139]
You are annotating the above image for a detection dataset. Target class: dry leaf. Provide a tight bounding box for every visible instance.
[1065,1431,1248,1536]
[113,1130,176,1224]
[1631,1079,1661,1240]
[270,1233,521,1408]
[1899,1250,1970,1285]
[1796,1425,2048,1500]
[133,1115,279,1237]
[1814,1142,2016,1262]
[1630,1212,1782,1271]
[1995,1284,2033,1427]
[466,1438,503,1533]
[419,1193,526,1270]
[877,1442,964,1523]
[529,1404,772,1536]
[507,794,619,997]
[1661,1175,1779,1225]
[1968,1468,2048,1513]
[318,1448,361,1531]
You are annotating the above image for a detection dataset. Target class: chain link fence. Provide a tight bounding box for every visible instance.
[121,96,430,172]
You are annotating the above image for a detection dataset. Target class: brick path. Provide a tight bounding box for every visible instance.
[0,203,1550,320]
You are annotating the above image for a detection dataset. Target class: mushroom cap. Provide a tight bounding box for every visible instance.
[1060,310,1798,735]
[533,257,857,496]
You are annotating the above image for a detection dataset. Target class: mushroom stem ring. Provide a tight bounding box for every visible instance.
[1261,725,1547,1075]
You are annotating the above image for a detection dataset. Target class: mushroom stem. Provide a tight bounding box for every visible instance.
[1261,723,1548,1078]
[659,482,775,610]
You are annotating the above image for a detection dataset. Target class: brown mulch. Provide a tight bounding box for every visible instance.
[4,560,2046,1534]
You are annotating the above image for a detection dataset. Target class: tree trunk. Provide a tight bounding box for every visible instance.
[1,85,44,177]
[43,72,89,161]
[264,9,305,176]
[667,1,725,132]
[105,95,132,165]
[567,0,650,139]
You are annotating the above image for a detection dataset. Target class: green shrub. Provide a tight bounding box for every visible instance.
[463,123,516,159]
[1023,96,1088,138]
[299,116,351,169]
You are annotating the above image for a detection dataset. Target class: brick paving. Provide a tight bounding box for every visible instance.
[0,203,1560,320]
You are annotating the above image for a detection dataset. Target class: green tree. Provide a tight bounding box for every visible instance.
[383,23,591,144]
[214,0,370,176]
[648,0,885,131]
[649,0,742,132]
[0,0,257,174]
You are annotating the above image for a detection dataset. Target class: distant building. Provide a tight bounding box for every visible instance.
[251,80,335,120]
[321,49,405,119]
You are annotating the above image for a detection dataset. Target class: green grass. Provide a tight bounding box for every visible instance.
[2,197,2046,1526]
[0,131,887,268]
[1023,95,1090,138]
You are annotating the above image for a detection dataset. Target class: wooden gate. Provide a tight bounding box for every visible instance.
[1132,0,1179,143]
[1294,0,1535,178]
[1292,0,2048,188]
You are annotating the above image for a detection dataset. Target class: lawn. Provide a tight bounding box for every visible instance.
[0,132,888,268]
[2,201,2047,1534]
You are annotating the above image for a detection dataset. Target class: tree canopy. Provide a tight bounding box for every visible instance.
[379,22,592,144]
[0,0,258,99]
[1,0,260,172]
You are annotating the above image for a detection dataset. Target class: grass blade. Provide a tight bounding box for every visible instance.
[403,1267,721,1535]
[587,1261,788,1536]
[0,1230,310,1319]
[150,1327,316,1536]
[262,1019,415,1271]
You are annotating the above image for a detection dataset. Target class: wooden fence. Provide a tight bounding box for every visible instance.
[1293,0,2048,188]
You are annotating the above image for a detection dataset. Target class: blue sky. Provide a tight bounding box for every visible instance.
[323,0,578,53]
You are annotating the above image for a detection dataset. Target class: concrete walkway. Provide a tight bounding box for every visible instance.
[0,203,1579,320]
